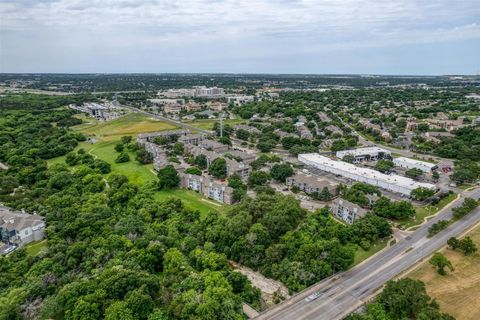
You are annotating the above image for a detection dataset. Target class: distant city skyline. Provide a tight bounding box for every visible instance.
[1,0,479,75]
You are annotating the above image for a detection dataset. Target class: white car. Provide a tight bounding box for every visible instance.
[305,291,322,302]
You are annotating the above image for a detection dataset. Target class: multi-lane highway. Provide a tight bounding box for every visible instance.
[255,188,480,320]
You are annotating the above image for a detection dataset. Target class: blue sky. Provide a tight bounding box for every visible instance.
[1,0,479,74]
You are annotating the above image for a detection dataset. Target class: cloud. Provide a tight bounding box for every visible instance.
[0,0,479,73]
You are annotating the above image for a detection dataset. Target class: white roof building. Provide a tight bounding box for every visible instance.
[336,147,391,162]
[393,157,437,173]
[298,153,436,196]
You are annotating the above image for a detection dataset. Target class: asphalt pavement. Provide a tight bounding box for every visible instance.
[255,188,480,320]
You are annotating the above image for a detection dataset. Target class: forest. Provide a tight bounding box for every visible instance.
[0,94,397,319]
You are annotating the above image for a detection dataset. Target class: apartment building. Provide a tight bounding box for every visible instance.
[180,173,234,204]
[0,207,45,248]
[286,172,338,195]
[330,198,367,224]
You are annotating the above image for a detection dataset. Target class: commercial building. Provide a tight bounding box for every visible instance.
[393,157,437,173]
[298,153,436,196]
[227,95,255,106]
[180,173,234,204]
[286,172,338,195]
[330,198,367,224]
[336,147,391,163]
[69,103,121,121]
[0,207,45,247]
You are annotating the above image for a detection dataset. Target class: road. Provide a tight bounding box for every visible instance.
[255,187,480,320]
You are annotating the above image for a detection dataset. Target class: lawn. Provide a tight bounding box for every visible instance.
[353,238,389,265]
[73,113,178,141]
[25,240,48,256]
[407,224,480,320]
[182,118,246,131]
[397,193,457,229]
[48,140,156,185]
[154,188,229,216]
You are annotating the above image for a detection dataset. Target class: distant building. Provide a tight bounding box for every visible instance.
[180,173,234,204]
[69,102,121,121]
[330,198,367,224]
[393,157,437,173]
[178,133,207,145]
[224,150,256,164]
[137,130,191,142]
[0,207,45,247]
[227,95,255,106]
[286,172,338,195]
[336,147,391,163]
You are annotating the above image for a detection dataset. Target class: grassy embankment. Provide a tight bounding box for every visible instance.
[406,224,480,320]
[397,193,458,229]
[48,113,229,215]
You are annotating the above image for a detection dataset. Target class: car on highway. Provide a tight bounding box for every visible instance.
[304,291,322,302]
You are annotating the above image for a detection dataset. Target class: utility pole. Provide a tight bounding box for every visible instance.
[220,113,224,137]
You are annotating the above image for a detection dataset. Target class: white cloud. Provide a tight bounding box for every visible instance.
[1,0,479,73]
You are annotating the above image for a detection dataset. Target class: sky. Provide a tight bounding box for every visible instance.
[0,0,479,75]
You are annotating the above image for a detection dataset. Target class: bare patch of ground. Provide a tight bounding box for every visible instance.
[231,261,290,307]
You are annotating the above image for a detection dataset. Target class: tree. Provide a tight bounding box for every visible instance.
[452,197,478,219]
[374,159,394,173]
[104,301,134,320]
[411,187,435,200]
[194,154,208,170]
[121,136,132,145]
[114,143,124,152]
[270,163,294,182]
[173,142,184,155]
[93,159,111,174]
[115,152,130,163]
[257,139,276,152]
[373,197,415,220]
[429,252,454,275]
[248,171,271,187]
[136,148,154,164]
[432,171,440,181]
[157,165,180,189]
[448,236,477,255]
[405,167,423,180]
[373,278,454,320]
[185,167,202,175]
[236,129,250,141]
[219,136,232,146]
[209,158,227,179]
[342,154,355,163]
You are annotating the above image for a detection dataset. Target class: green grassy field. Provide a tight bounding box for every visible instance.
[397,193,457,229]
[353,238,389,265]
[25,240,48,256]
[73,113,178,141]
[154,189,229,216]
[182,118,245,131]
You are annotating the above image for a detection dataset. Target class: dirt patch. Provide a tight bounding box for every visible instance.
[407,225,480,320]
[231,261,290,307]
